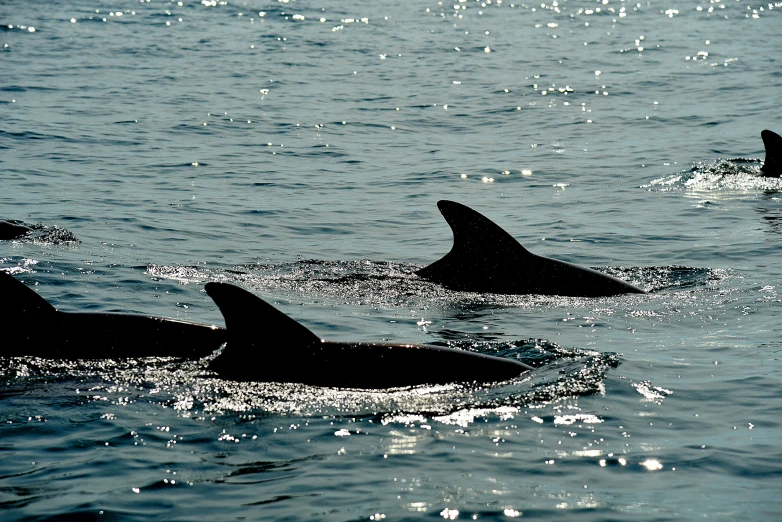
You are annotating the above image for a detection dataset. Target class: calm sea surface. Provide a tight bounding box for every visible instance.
[2,0,781,520]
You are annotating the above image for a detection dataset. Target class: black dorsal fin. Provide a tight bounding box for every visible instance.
[761,130,782,176]
[204,282,320,348]
[0,271,56,316]
[416,200,531,281]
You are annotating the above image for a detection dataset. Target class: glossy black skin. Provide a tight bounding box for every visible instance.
[2,271,226,359]
[0,221,33,240]
[760,129,781,177]
[3,272,532,389]
[210,338,532,389]
[9,313,226,359]
[416,200,646,297]
[205,282,533,389]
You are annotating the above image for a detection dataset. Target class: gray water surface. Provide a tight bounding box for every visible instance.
[2,0,781,520]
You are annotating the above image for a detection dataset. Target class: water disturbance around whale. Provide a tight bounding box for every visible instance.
[205,281,534,389]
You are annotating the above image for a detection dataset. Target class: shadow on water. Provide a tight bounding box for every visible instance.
[755,193,782,234]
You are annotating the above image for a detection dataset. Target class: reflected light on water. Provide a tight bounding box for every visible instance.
[553,413,603,425]
[385,430,418,455]
[599,456,627,467]
[408,502,428,512]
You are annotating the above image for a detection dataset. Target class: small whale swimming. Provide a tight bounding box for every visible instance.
[1,271,226,359]
[2,272,533,388]
[760,129,781,176]
[0,221,33,240]
[416,200,646,297]
[204,282,533,388]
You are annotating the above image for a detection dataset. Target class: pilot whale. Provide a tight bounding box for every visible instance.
[761,129,781,176]
[416,200,645,297]
[1,271,226,359]
[204,282,533,388]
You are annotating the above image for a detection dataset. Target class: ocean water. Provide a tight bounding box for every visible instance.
[1,0,781,520]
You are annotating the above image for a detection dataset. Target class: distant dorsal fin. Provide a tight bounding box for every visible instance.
[416,200,531,282]
[0,271,56,316]
[204,282,320,348]
[761,130,782,176]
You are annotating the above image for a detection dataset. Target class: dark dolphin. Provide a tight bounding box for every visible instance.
[761,129,782,176]
[204,282,533,388]
[1,271,226,358]
[2,272,532,389]
[0,221,33,240]
[416,200,646,297]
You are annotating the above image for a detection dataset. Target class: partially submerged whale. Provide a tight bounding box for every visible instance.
[1,271,226,359]
[204,281,533,388]
[2,272,532,388]
[0,221,33,240]
[416,200,646,297]
[761,129,781,176]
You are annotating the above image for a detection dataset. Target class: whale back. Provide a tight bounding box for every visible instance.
[415,200,646,296]
[761,129,782,176]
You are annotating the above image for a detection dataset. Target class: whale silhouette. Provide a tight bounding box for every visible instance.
[761,129,781,176]
[1,271,226,359]
[204,281,533,388]
[2,272,533,389]
[416,200,646,297]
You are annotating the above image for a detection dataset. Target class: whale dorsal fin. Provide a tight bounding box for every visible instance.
[416,200,532,283]
[761,130,782,176]
[0,271,56,316]
[204,282,320,349]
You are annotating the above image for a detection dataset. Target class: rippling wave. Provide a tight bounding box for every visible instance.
[0,337,616,420]
[2,0,781,519]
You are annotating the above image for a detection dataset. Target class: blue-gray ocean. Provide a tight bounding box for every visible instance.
[2,0,781,520]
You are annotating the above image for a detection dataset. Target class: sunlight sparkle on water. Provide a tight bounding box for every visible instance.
[407,502,428,512]
[553,414,603,425]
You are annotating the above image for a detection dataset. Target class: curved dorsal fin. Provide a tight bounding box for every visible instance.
[204,282,320,348]
[761,129,782,176]
[416,200,531,282]
[0,271,56,316]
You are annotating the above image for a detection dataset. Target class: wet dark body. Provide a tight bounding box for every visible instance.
[0,221,33,240]
[2,271,226,359]
[205,282,533,388]
[3,272,532,389]
[417,200,646,297]
[760,129,781,176]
